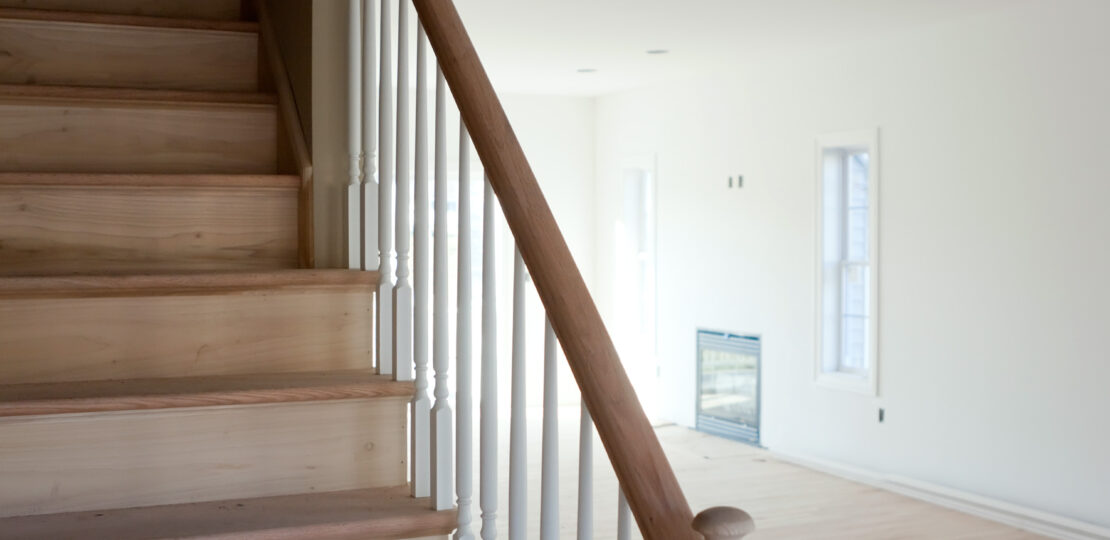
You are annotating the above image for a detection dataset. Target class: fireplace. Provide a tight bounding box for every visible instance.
[696,330,761,446]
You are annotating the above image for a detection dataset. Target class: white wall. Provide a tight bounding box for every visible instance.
[595,0,1110,529]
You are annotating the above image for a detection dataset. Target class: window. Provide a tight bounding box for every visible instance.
[816,129,879,395]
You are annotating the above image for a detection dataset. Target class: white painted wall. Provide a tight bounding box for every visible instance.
[595,0,1110,529]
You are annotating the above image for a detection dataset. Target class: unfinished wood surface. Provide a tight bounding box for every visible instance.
[0,0,242,21]
[0,270,376,384]
[0,174,299,275]
[0,370,412,417]
[461,410,1047,540]
[0,268,377,297]
[255,0,313,267]
[0,83,276,105]
[0,485,455,540]
[0,7,257,32]
[413,1,693,537]
[0,398,408,518]
[0,17,258,91]
[0,98,277,174]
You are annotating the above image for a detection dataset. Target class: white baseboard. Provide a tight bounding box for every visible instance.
[770,449,1110,540]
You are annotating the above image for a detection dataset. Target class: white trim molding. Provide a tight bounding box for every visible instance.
[814,127,880,397]
[773,449,1110,540]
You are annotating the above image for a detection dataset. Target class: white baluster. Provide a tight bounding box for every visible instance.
[454,125,475,540]
[430,64,454,511]
[577,402,593,540]
[410,22,431,499]
[541,317,559,540]
[346,0,362,270]
[360,0,377,273]
[391,0,412,381]
[479,175,498,540]
[376,0,394,376]
[509,247,527,540]
[617,487,632,540]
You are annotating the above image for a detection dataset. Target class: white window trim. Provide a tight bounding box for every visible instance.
[814,128,880,396]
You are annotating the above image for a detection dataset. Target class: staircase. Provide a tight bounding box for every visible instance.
[0,1,454,538]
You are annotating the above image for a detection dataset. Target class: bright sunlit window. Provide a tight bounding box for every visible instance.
[816,129,879,395]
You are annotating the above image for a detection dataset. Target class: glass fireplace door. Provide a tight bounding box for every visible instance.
[696,330,761,445]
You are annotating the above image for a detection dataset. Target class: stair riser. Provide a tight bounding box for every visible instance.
[0,185,299,275]
[0,398,407,518]
[0,100,277,174]
[0,0,243,20]
[0,286,374,384]
[0,18,257,91]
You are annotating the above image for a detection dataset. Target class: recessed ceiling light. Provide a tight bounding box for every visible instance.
[577,68,597,73]
[646,49,669,55]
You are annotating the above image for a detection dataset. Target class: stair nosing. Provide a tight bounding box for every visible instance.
[0,485,456,540]
[0,270,381,299]
[0,84,277,108]
[0,370,411,417]
[0,172,301,189]
[0,7,259,34]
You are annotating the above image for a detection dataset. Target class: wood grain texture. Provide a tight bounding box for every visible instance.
[0,370,412,417]
[0,18,258,91]
[0,98,277,174]
[0,7,258,32]
[0,398,408,518]
[0,268,377,297]
[0,83,276,105]
[0,0,242,21]
[0,175,299,275]
[0,485,455,540]
[255,0,313,268]
[0,270,377,383]
[412,1,695,538]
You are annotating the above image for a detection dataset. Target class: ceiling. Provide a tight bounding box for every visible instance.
[453,0,1020,96]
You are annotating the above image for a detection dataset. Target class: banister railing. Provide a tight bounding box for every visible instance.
[349,0,754,538]
[411,1,697,537]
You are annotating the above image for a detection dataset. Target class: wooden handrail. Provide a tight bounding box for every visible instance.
[255,0,315,268]
[411,1,696,537]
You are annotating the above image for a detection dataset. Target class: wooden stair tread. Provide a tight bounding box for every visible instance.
[0,171,299,188]
[0,269,380,298]
[0,370,412,417]
[0,83,277,106]
[0,0,243,21]
[0,485,456,540]
[0,6,258,33]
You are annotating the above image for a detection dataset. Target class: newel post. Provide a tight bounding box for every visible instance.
[692,507,755,540]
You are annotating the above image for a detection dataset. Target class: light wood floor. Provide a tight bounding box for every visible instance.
[469,406,1044,539]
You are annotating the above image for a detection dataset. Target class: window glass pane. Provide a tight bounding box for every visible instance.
[841,314,867,371]
[840,265,869,371]
[845,152,869,261]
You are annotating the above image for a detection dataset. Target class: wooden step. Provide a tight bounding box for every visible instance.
[0,270,378,384]
[0,172,300,276]
[0,486,456,539]
[0,0,244,21]
[0,370,411,417]
[0,8,259,91]
[0,397,408,518]
[0,86,277,174]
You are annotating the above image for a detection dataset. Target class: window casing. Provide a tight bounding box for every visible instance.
[816,129,879,395]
